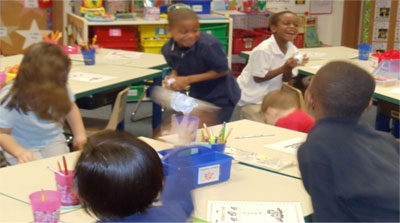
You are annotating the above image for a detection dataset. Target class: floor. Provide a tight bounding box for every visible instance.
[79,100,378,139]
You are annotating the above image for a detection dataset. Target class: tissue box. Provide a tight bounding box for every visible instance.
[159,145,233,188]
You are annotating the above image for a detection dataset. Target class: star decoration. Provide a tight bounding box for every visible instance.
[0,18,18,46]
[16,20,50,50]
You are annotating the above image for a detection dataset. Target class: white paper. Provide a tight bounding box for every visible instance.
[264,137,305,155]
[198,164,220,185]
[0,27,6,37]
[389,88,400,94]
[104,51,143,60]
[207,201,305,223]
[309,65,322,70]
[69,72,116,83]
[299,51,327,59]
[24,0,38,8]
[310,0,332,14]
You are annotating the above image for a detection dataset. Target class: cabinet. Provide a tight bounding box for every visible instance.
[66,13,233,64]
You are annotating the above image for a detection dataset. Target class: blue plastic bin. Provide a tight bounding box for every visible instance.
[159,145,233,188]
[172,0,211,14]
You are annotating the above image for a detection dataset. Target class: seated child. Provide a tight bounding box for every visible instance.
[298,61,400,222]
[75,130,194,222]
[237,11,308,122]
[261,89,314,133]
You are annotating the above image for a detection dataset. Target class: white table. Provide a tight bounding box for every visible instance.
[240,47,400,105]
[160,119,306,179]
[0,137,312,222]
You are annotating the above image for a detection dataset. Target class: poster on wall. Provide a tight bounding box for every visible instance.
[309,0,332,15]
[373,21,389,41]
[372,42,388,52]
[374,0,391,21]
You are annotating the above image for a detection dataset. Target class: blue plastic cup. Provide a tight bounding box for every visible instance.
[358,44,372,60]
[211,143,226,153]
[81,49,96,65]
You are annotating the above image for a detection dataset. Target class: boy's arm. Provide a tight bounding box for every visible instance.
[253,57,297,83]
[0,128,36,163]
[65,103,87,150]
[168,70,227,91]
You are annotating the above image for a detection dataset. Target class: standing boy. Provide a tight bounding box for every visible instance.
[298,61,399,222]
[162,8,241,124]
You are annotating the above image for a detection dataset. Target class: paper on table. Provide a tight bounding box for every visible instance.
[264,137,305,155]
[299,52,327,58]
[69,72,116,83]
[389,88,400,94]
[309,65,323,70]
[104,51,143,60]
[207,201,304,223]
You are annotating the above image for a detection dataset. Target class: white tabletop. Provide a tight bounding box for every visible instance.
[160,119,306,179]
[0,54,163,99]
[0,136,312,222]
[240,47,400,105]
[0,193,34,222]
[82,48,167,69]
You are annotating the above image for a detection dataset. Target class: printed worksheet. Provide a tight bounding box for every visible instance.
[207,201,304,223]
[104,51,143,60]
[69,72,116,83]
[264,137,305,155]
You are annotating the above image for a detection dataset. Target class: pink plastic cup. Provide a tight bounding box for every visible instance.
[55,170,80,206]
[29,190,61,223]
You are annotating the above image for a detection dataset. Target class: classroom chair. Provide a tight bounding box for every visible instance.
[82,87,129,136]
[65,87,129,138]
[282,82,306,110]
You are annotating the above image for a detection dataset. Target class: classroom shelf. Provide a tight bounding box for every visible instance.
[66,13,233,64]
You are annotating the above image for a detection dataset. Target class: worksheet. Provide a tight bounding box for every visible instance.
[69,72,116,83]
[207,201,304,223]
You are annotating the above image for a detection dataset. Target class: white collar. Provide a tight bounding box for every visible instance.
[269,34,296,56]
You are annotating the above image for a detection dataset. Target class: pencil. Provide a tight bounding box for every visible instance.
[57,161,62,172]
[203,123,211,138]
[222,122,226,141]
[62,156,69,176]
[224,128,233,143]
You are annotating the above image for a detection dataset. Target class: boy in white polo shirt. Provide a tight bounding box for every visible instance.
[237,11,308,122]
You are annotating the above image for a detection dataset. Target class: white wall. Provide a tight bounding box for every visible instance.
[317,0,344,46]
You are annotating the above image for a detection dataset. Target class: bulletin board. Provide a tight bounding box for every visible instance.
[361,0,399,52]
[0,0,52,55]
[265,0,332,15]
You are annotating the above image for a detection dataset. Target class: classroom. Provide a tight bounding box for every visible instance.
[0,0,399,222]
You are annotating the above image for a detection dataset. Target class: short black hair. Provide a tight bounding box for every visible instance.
[75,130,164,221]
[167,8,198,27]
[310,61,375,119]
[268,11,298,28]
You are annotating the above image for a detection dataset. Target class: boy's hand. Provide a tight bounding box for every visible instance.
[301,54,309,66]
[283,57,298,71]
[16,149,36,163]
[169,76,190,91]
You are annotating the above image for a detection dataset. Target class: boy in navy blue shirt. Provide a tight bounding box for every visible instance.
[162,8,241,124]
[298,61,399,222]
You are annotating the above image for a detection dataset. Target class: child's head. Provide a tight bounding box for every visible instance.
[261,89,300,125]
[75,130,164,221]
[2,42,72,121]
[167,8,200,48]
[268,11,299,43]
[305,61,375,120]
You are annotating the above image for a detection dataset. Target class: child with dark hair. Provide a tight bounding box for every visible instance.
[237,11,309,122]
[298,61,399,222]
[162,8,241,124]
[75,130,194,222]
[0,42,86,165]
[261,89,314,133]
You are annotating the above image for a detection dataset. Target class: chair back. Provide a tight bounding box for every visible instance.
[105,87,129,130]
[282,83,306,110]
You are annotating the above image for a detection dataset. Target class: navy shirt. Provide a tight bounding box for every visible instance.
[298,118,400,222]
[162,32,240,106]
[119,172,194,222]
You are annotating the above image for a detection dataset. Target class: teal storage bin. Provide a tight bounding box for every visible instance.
[159,145,233,188]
